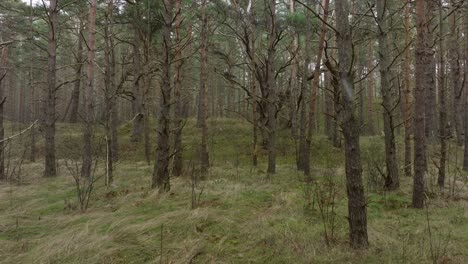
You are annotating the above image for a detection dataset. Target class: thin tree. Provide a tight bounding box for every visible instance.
[152,0,173,191]
[303,0,329,178]
[437,0,447,189]
[44,0,59,177]
[412,0,430,209]
[199,0,210,173]
[336,0,368,249]
[376,0,399,190]
[404,0,412,177]
[81,0,97,179]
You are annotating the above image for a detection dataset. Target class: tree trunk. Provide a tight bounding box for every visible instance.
[44,0,58,177]
[412,0,429,209]
[304,0,329,178]
[366,41,376,135]
[0,45,8,180]
[376,0,399,190]
[131,10,144,143]
[425,0,437,140]
[81,0,97,179]
[199,0,210,173]
[404,0,412,177]
[265,0,277,174]
[437,0,447,188]
[172,0,184,176]
[69,20,84,124]
[248,0,258,167]
[336,0,368,249]
[152,0,172,191]
[463,3,468,171]
[29,0,37,162]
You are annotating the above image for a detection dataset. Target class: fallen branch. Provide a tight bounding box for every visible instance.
[0,120,38,143]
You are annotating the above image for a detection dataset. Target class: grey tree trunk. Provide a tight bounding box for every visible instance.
[404,0,412,177]
[336,0,368,249]
[81,0,97,179]
[69,21,83,124]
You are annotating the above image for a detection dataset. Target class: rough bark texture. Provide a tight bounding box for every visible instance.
[265,0,277,174]
[464,3,468,171]
[437,0,447,188]
[172,0,184,177]
[131,9,144,143]
[413,0,429,209]
[81,0,97,179]
[199,0,210,173]
[103,0,118,184]
[404,0,412,177]
[29,0,37,162]
[44,0,58,177]
[249,1,258,167]
[425,0,437,140]
[376,0,399,190]
[152,0,172,191]
[336,0,368,249]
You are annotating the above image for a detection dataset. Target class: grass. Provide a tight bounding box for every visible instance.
[0,119,467,263]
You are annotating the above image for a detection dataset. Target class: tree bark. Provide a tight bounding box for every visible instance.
[366,41,376,135]
[404,0,412,177]
[0,45,8,180]
[172,0,184,176]
[437,0,447,188]
[199,0,210,173]
[131,8,144,143]
[376,0,399,190]
[44,0,58,177]
[69,20,83,124]
[152,0,173,191]
[265,0,277,174]
[463,3,468,171]
[81,0,97,179]
[336,0,368,249]
[424,0,437,140]
[412,0,430,209]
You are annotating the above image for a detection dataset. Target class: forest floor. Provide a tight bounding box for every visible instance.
[0,119,467,263]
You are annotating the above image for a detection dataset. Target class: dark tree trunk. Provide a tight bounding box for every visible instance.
[172,0,184,177]
[44,0,58,177]
[336,0,368,249]
[425,0,437,140]
[199,0,210,173]
[131,10,144,143]
[412,0,430,209]
[404,0,412,177]
[437,0,447,188]
[463,4,468,171]
[265,0,277,174]
[152,0,173,191]
[376,0,399,190]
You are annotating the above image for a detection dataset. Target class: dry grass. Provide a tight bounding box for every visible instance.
[0,120,467,263]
